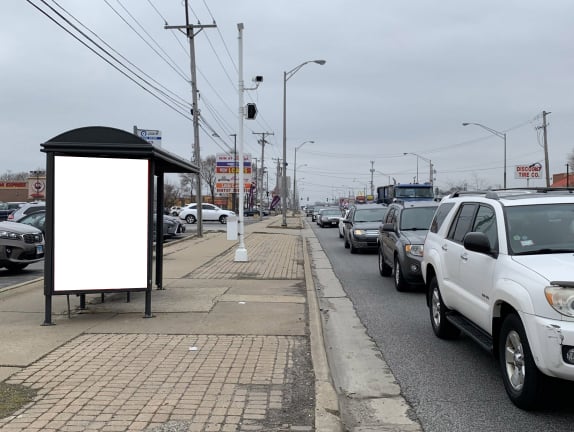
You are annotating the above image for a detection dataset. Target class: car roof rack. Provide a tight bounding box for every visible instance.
[449,187,574,201]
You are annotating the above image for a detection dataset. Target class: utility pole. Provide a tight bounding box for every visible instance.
[165,2,216,237]
[253,132,273,218]
[370,160,375,197]
[229,134,237,213]
[542,110,551,187]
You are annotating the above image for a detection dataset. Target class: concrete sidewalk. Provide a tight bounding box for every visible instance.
[0,215,341,432]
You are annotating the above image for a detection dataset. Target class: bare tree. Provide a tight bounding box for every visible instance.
[179,173,196,201]
[201,155,217,203]
[0,171,28,181]
[163,181,179,208]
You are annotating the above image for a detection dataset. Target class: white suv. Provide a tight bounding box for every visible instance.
[178,203,235,224]
[422,189,574,409]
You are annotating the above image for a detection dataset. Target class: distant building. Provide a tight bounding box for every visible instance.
[0,170,46,202]
[551,172,574,188]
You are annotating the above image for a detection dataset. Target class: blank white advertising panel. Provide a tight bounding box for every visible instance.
[53,156,149,292]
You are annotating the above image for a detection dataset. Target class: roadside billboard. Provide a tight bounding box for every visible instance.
[215,153,252,193]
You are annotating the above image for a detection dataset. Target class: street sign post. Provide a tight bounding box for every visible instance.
[134,128,162,147]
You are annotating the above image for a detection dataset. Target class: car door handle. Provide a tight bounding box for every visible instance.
[441,244,448,251]
[460,252,468,261]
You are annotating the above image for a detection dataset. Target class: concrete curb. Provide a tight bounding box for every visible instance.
[304,231,344,431]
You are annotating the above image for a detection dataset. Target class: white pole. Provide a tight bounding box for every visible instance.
[235,23,248,261]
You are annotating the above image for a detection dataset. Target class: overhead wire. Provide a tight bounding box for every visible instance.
[103,0,189,82]
[50,0,190,112]
[28,0,193,121]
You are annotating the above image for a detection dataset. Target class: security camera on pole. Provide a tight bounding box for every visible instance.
[235,23,263,262]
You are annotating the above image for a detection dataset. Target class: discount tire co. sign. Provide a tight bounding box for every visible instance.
[514,163,543,179]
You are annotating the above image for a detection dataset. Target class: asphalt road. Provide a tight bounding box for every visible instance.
[310,219,574,432]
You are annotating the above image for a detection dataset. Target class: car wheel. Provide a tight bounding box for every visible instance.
[499,313,545,410]
[219,215,228,224]
[429,277,460,339]
[171,211,178,216]
[394,258,408,291]
[378,246,392,277]
[185,214,196,224]
[5,263,28,271]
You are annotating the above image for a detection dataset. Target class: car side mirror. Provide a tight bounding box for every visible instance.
[464,232,497,257]
[382,223,395,232]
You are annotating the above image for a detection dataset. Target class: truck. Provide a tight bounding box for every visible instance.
[376,183,434,204]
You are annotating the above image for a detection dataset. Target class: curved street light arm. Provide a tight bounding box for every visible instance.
[462,122,505,139]
[285,60,326,81]
[462,122,507,187]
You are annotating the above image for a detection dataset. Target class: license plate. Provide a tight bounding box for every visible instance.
[36,245,44,255]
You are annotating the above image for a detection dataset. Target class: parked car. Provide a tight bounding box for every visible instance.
[342,203,388,253]
[15,210,46,234]
[305,206,315,217]
[422,188,574,409]
[338,209,350,238]
[7,202,45,222]
[244,207,270,217]
[317,208,342,228]
[179,203,235,224]
[378,201,439,291]
[0,202,25,221]
[153,214,185,240]
[0,221,45,271]
[169,206,182,216]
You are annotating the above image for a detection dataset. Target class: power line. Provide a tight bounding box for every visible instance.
[103,0,189,82]
[28,0,192,121]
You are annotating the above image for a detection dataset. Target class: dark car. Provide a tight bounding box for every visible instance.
[342,203,388,253]
[311,207,325,222]
[305,206,315,217]
[317,208,342,227]
[378,201,439,291]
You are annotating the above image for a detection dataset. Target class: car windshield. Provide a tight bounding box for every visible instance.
[400,207,437,230]
[322,209,341,216]
[354,208,387,222]
[506,203,574,255]
[395,187,434,199]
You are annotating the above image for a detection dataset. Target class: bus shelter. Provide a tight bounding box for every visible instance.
[41,126,199,325]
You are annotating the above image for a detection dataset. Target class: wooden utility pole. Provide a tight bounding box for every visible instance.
[542,110,551,187]
[165,2,216,236]
[253,132,273,217]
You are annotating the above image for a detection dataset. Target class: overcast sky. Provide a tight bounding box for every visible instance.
[2,0,574,203]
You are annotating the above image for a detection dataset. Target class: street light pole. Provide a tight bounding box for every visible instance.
[403,152,433,184]
[462,122,507,188]
[293,140,313,215]
[282,60,326,227]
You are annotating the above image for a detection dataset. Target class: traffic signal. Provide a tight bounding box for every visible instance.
[246,103,257,120]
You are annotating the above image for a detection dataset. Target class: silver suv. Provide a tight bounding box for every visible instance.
[0,221,45,271]
[422,188,574,409]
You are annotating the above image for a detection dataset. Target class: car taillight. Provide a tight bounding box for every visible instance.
[7,214,14,220]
